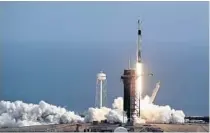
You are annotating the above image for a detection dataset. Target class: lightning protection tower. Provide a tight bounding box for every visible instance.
[95,71,107,108]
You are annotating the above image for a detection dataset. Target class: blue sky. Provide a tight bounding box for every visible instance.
[0,2,209,115]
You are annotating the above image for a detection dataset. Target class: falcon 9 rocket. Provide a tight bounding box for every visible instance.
[137,20,142,63]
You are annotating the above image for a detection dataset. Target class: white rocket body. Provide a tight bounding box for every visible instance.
[137,20,142,63]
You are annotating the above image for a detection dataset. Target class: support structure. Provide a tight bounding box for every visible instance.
[95,71,107,108]
[121,69,137,124]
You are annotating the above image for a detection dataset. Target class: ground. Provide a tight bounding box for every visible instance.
[0,123,208,132]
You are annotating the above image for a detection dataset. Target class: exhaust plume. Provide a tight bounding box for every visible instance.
[0,100,83,128]
[0,95,185,128]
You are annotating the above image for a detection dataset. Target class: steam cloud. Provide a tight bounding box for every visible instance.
[85,97,126,123]
[0,100,83,128]
[0,96,185,128]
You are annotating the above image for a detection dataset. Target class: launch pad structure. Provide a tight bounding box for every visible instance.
[121,69,138,124]
[120,20,143,124]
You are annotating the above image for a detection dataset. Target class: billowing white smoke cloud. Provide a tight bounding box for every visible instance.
[106,97,127,123]
[84,97,127,123]
[0,95,185,128]
[0,100,83,128]
[84,107,111,122]
[112,97,123,111]
[85,96,185,124]
[140,95,185,124]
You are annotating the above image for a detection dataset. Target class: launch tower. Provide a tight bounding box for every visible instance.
[121,69,137,124]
